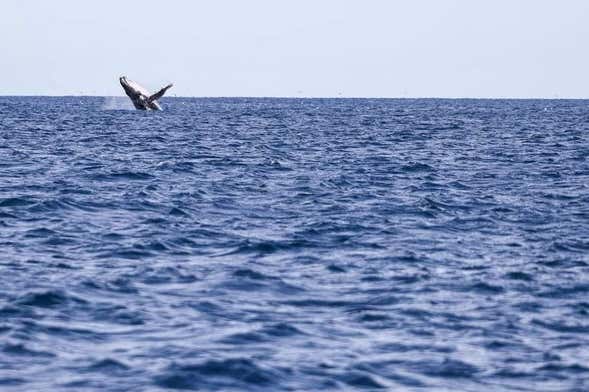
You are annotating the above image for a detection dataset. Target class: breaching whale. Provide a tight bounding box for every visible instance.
[119,76,173,111]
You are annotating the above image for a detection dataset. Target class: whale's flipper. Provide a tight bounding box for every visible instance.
[148,83,174,103]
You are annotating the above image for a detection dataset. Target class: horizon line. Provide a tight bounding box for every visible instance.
[0,94,586,100]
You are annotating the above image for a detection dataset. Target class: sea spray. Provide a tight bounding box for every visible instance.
[102,96,134,110]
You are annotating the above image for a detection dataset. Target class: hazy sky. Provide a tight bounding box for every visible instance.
[2,0,589,97]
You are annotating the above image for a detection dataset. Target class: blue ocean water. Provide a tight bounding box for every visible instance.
[0,96,588,391]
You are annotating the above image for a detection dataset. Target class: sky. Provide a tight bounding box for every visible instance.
[2,0,589,98]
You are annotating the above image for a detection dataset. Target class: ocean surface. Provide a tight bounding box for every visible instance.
[0,96,588,391]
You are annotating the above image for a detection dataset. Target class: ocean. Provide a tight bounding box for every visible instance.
[0,96,588,391]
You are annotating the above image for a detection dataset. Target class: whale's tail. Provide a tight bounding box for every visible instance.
[148,83,174,103]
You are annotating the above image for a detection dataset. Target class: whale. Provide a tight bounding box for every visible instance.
[119,76,173,111]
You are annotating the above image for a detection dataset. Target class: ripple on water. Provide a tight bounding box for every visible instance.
[154,358,281,390]
[16,290,86,308]
[2,343,56,358]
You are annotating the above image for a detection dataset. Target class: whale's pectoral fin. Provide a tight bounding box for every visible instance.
[148,83,174,103]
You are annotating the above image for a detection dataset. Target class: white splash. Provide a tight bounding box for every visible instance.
[102,96,134,110]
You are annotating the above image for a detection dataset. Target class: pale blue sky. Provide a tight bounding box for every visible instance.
[2,0,589,97]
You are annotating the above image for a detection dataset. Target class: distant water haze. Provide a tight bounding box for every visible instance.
[2,0,589,97]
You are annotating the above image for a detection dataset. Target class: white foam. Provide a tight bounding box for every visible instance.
[101,96,134,110]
